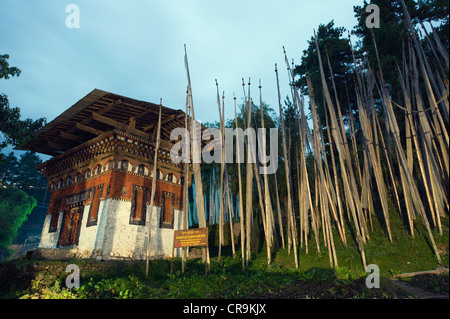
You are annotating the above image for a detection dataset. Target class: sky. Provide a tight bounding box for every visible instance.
[1,0,362,159]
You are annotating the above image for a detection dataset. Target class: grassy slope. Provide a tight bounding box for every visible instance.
[0,201,448,299]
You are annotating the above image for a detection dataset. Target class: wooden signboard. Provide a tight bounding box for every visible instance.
[170,227,209,276]
[173,227,208,248]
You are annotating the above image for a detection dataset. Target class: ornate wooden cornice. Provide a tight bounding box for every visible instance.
[39,129,185,179]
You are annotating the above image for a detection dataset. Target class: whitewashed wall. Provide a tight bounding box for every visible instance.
[38,198,183,260]
[39,211,64,249]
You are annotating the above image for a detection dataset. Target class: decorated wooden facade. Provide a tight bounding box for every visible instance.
[20,89,192,260]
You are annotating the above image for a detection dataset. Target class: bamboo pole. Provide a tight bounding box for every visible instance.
[428,21,449,69]
[252,135,269,261]
[346,83,363,189]
[371,36,442,263]
[317,107,346,245]
[300,117,320,253]
[393,268,449,278]
[209,168,215,224]
[275,63,298,268]
[296,150,304,250]
[306,73,340,266]
[182,90,191,273]
[375,109,403,221]
[259,80,275,264]
[244,78,254,266]
[145,100,162,278]
[356,88,393,242]
[315,33,368,242]
[234,95,245,271]
[399,1,449,176]
[217,90,236,258]
[225,166,236,258]
[215,80,224,261]
[249,86,270,255]
[291,90,307,252]
[283,49,321,252]
[273,169,285,249]
[325,110,347,246]
[417,24,449,126]
[314,32,368,268]
[184,45,210,267]
[419,21,447,85]
[354,59,393,240]
[408,46,446,234]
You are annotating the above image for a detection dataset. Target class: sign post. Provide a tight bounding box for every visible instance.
[170,227,209,276]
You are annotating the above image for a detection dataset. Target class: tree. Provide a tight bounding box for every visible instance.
[0,54,46,161]
[293,21,355,132]
[0,151,46,188]
[353,0,419,93]
[352,0,449,135]
[15,152,47,189]
[226,101,279,201]
[353,0,448,93]
[0,187,37,253]
[416,0,449,40]
[0,152,18,186]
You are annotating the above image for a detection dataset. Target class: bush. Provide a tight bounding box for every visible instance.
[0,187,36,254]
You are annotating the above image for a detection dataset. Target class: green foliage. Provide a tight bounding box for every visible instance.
[0,151,47,188]
[0,187,37,251]
[0,54,21,80]
[353,0,418,94]
[0,257,417,299]
[293,20,355,129]
[0,152,18,185]
[0,54,46,157]
[1,216,448,301]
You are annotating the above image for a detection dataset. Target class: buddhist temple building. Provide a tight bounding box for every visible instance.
[19,89,192,261]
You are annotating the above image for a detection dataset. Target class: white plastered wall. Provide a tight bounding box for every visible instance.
[38,198,183,260]
[39,211,64,248]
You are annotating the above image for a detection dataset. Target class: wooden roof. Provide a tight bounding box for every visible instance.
[18,89,187,156]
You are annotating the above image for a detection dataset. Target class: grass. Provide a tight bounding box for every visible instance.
[0,257,405,299]
[251,200,449,278]
[0,200,447,299]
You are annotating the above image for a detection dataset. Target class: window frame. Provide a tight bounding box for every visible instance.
[129,185,148,226]
[86,184,104,227]
[160,191,175,229]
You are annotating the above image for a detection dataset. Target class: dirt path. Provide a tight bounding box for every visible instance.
[388,278,449,299]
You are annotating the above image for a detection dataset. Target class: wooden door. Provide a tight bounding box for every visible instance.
[59,206,84,247]
[161,192,174,228]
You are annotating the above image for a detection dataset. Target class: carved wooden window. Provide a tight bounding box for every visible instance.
[137,164,145,175]
[75,173,83,182]
[95,164,102,175]
[167,173,173,183]
[130,185,147,225]
[87,184,103,227]
[120,160,128,171]
[66,189,92,205]
[160,191,174,229]
[85,169,91,178]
